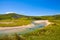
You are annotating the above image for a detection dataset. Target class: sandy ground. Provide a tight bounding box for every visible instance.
[0,24,35,30]
[0,20,51,33]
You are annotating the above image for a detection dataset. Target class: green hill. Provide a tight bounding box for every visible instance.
[0,13,60,20]
[0,13,33,27]
[0,13,26,20]
[0,13,60,27]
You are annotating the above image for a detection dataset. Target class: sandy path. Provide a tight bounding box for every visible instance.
[0,20,51,34]
[0,24,35,30]
[0,24,35,34]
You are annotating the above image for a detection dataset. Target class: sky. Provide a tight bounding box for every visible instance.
[0,0,60,16]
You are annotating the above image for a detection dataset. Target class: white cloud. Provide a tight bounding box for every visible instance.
[5,12,16,14]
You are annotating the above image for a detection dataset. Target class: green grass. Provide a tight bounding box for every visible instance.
[22,20,60,40]
[0,19,32,27]
[0,20,60,40]
[0,34,25,40]
[0,19,60,40]
[0,13,60,40]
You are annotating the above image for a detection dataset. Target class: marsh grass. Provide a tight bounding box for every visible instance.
[0,20,60,40]
[0,34,25,40]
[22,20,60,40]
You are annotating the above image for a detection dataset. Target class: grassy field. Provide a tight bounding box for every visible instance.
[0,20,60,40]
[0,34,25,40]
[0,13,60,40]
[22,20,60,40]
[0,13,33,27]
[0,19,32,27]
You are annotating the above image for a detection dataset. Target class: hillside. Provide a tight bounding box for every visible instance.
[0,13,26,20]
[0,13,60,20]
[0,13,60,27]
[0,13,33,27]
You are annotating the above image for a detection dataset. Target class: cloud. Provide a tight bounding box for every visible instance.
[5,12,16,14]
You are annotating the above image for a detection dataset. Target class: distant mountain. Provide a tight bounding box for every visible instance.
[0,13,26,20]
[0,13,60,20]
[40,14,60,20]
[52,14,60,20]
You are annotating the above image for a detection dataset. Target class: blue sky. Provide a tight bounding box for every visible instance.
[0,0,60,16]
